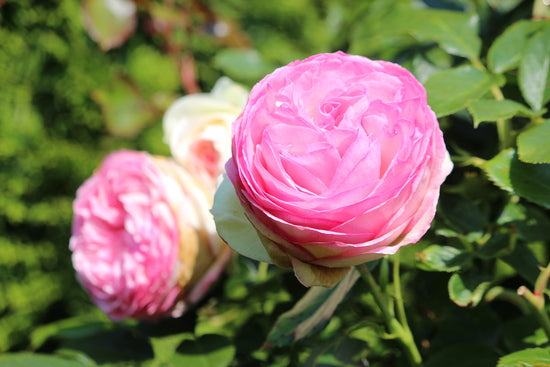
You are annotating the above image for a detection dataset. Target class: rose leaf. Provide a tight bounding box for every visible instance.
[517,119,550,164]
[518,24,550,112]
[483,149,550,209]
[497,348,550,367]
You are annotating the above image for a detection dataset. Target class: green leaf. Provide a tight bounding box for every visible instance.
[476,234,513,260]
[483,149,550,208]
[265,269,360,348]
[82,0,137,51]
[488,20,545,74]
[211,174,271,263]
[30,313,111,350]
[502,316,550,351]
[404,9,481,60]
[425,344,499,367]
[0,353,88,367]
[173,334,235,367]
[501,243,542,285]
[91,75,157,138]
[467,99,533,128]
[416,245,472,272]
[497,348,550,367]
[448,272,491,307]
[517,120,550,163]
[425,66,502,117]
[519,25,550,111]
[150,333,194,365]
[438,194,485,241]
[214,49,276,85]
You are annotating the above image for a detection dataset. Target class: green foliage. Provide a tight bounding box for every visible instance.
[1,0,550,365]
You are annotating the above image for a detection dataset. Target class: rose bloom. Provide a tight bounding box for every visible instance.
[163,77,248,191]
[70,150,230,321]
[225,52,453,287]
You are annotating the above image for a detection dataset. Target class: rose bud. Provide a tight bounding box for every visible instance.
[70,150,231,321]
[217,52,453,288]
[163,77,248,191]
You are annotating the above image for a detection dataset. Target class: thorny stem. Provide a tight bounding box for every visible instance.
[357,263,423,367]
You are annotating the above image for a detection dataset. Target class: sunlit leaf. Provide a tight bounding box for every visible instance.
[416,245,472,272]
[488,20,545,74]
[517,120,550,163]
[519,24,550,111]
[425,66,503,117]
[82,0,137,51]
[404,9,481,60]
[467,99,533,128]
[497,348,550,367]
[483,149,550,208]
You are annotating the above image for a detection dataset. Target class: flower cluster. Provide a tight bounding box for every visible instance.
[72,51,452,322]
[70,78,246,320]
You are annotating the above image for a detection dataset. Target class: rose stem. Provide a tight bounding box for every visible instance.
[517,262,550,340]
[357,263,423,367]
[470,58,512,149]
[258,261,269,281]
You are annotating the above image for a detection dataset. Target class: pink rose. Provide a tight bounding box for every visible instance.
[224,52,453,287]
[70,150,230,321]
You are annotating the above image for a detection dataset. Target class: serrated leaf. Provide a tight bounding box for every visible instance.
[519,25,550,111]
[483,149,550,208]
[425,66,502,117]
[404,9,481,60]
[0,353,88,367]
[467,99,533,128]
[173,335,235,367]
[91,75,157,139]
[416,245,472,272]
[211,174,271,263]
[82,0,137,51]
[518,120,550,163]
[488,20,545,73]
[497,348,550,367]
[448,272,491,307]
[265,269,360,348]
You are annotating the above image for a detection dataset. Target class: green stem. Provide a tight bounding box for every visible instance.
[357,264,423,367]
[393,253,412,333]
[518,286,550,341]
[471,58,512,149]
[258,261,269,281]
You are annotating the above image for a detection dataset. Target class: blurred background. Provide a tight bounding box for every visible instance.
[0,0,536,354]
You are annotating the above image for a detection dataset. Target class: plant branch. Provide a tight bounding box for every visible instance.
[357,263,423,367]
